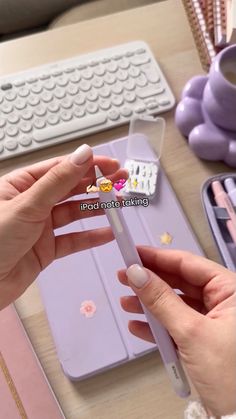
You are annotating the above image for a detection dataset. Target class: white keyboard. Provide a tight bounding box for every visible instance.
[0,41,175,161]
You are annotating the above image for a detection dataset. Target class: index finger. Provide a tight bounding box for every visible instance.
[0,154,121,194]
[137,246,230,287]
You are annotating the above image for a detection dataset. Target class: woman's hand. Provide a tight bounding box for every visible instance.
[0,144,127,310]
[118,246,236,417]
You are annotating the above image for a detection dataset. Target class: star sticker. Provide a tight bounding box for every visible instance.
[160,232,173,245]
[132,179,138,188]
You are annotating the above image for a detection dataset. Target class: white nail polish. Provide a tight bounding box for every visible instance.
[70,144,92,166]
[126,264,149,288]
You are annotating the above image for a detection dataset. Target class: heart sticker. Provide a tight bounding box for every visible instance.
[113,179,126,191]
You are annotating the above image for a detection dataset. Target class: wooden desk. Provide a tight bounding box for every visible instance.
[0,1,231,418]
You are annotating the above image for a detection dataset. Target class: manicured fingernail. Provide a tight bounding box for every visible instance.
[70,144,92,165]
[126,264,149,288]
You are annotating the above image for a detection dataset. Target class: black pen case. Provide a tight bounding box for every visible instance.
[202,173,236,271]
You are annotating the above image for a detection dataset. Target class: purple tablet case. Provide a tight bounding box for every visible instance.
[37,136,203,380]
[202,173,236,271]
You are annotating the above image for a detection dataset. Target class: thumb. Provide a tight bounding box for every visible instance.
[126,264,203,344]
[16,144,93,218]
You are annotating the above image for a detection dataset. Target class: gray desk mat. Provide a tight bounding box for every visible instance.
[38,136,203,380]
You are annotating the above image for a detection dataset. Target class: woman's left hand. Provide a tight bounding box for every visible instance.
[0,144,126,310]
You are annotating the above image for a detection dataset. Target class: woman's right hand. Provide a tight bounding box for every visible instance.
[118,247,236,417]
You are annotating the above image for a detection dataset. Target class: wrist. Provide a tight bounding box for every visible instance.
[184,401,236,419]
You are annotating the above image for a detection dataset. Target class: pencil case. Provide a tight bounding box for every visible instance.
[202,173,236,271]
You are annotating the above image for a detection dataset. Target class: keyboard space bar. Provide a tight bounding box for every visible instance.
[34,114,107,142]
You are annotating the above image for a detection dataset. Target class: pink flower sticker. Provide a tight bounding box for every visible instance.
[80,300,97,318]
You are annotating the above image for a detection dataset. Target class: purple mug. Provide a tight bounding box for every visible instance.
[175,45,236,167]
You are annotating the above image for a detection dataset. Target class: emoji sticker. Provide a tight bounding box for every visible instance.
[99,178,113,192]
[86,184,99,194]
[80,300,97,318]
[113,178,126,192]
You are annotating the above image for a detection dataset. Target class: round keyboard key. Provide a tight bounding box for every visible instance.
[117,70,128,82]
[128,66,141,78]
[28,95,40,106]
[14,80,25,87]
[61,111,72,122]
[108,109,120,121]
[34,119,46,129]
[94,64,105,76]
[54,88,66,99]
[82,69,93,80]
[87,90,98,102]
[135,105,146,113]
[6,126,19,137]
[136,74,148,87]
[86,103,98,114]
[67,85,79,96]
[146,100,158,110]
[101,57,110,64]
[121,106,132,117]
[77,64,87,70]
[40,73,50,80]
[22,109,33,120]
[136,48,146,54]
[88,60,99,67]
[111,83,123,95]
[47,114,59,125]
[0,93,3,104]
[18,87,30,97]
[42,92,53,103]
[0,131,5,140]
[64,67,74,73]
[15,99,26,110]
[27,77,38,84]
[118,58,130,69]
[44,80,55,91]
[99,99,111,111]
[99,86,111,98]
[51,70,62,77]
[5,91,17,101]
[57,76,69,87]
[132,54,148,64]
[74,107,85,118]
[112,95,124,106]
[104,74,116,85]
[75,94,85,106]
[1,103,13,114]
[106,62,118,73]
[8,114,20,124]
[31,83,43,94]
[21,121,33,133]
[61,98,73,109]
[0,143,4,153]
[0,118,6,128]
[19,136,32,147]
[35,105,47,116]
[123,79,136,91]
[70,73,81,83]
[92,77,104,88]
[5,139,18,151]
[113,54,123,60]
[79,81,91,92]
[47,102,59,113]
[159,98,170,106]
[146,71,160,84]
[124,91,136,103]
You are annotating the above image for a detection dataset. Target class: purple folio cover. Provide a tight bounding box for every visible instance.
[37,137,203,380]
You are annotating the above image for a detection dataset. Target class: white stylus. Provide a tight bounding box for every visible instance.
[95,166,190,398]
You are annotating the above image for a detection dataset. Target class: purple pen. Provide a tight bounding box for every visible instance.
[95,166,191,398]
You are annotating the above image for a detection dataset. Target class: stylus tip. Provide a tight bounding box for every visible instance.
[95,165,103,179]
